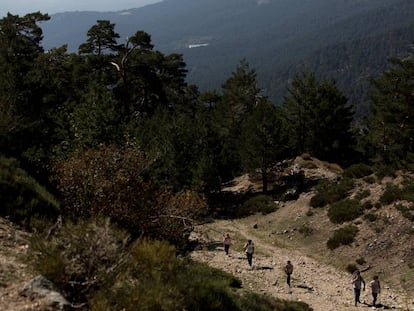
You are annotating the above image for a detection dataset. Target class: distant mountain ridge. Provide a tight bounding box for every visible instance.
[41,0,414,115]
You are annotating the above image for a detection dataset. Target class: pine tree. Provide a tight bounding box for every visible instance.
[367,54,414,166]
[78,20,121,55]
[214,60,262,181]
[283,71,355,164]
[240,100,285,192]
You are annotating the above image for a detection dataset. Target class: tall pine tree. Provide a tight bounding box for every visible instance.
[367,53,414,166]
[214,60,262,181]
[283,71,355,164]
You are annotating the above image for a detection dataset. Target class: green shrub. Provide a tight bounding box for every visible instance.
[401,179,414,203]
[310,178,354,208]
[91,239,312,311]
[363,176,376,184]
[362,201,373,210]
[327,225,359,250]
[236,195,277,217]
[406,152,414,171]
[379,183,402,205]
[92,239,241,311]
[309,193,329,208]
[298,223,314,237]
[239,292,312,311]
[374,165,396,180]
[395,204,414,222]
[28,217,129,304]
[0,156,60,227]
[363,213,377,222]
[327,199,364,224]
[354,190,371,201]
[54,145,206,249]
[305,209,314,217]
[343,163,373,179]
[356,257,366,265]
[346,263,358,273]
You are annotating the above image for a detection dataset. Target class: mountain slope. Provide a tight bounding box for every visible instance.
[40,0,414,114]
[190,156,414,311]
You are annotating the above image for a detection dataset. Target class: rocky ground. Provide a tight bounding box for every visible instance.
[190,213,414,311]
[191,156,414,311]
[0,218,40,310]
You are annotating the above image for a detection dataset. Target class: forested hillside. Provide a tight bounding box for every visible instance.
[40,0,414,114]
[1,6,414,310]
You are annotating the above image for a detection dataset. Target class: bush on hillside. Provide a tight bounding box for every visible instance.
[379,183,401,205]
[0,155,60,228]
[327,199,364,224]
[327,225,359,250]
[310,178,354,208]
[395,204,414,222]
[236,195,277,217]
[28,217,129,304]
[90,240,311,311]
[298,223,314,237]
[363,175,376,184]
[405,152,414,172]
[354,189,371,201]
[305,209,314,216]
[374,165,396,180]
[362,200,373,210]
[54,145,207,249]
[90,239,312,311]
[239,292,312,311]
[343,163,373,179]
[363,213,377,222]
[401,179,414,203]
[346,263,358,274]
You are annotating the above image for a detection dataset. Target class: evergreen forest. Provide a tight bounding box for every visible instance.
[1,12,414,310]
[40,0,414,117]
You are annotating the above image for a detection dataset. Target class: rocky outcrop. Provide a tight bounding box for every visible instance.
[20,276,70,310]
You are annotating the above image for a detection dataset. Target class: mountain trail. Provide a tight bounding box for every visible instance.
[190,218,413,311]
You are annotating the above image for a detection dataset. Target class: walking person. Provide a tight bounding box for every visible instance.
[370,275,381,308]
[351,270,365,306]
[223,233,231,255]
[284,260,294,291]
[243,239,254,267]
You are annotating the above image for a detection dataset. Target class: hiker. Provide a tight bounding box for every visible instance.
[284,260,294,288]
[351,270,365,306]
[370,275,381,307]
[223,233,231,255]
[243,239,254,267]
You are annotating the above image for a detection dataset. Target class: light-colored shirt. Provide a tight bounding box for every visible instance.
[244,242,254,254]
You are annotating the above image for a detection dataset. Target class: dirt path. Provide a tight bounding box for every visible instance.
[190,218,412,311]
